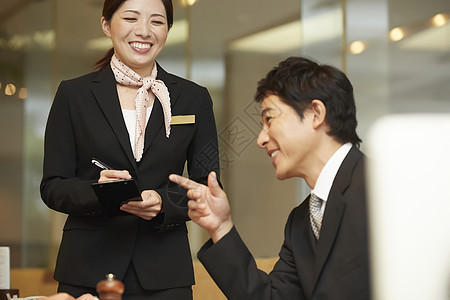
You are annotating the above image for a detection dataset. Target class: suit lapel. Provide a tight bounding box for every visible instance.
[311,146,362,287]
[313,189,346,284]
[91,67,137,170]
[142,62,181,155]
[293,200,321,298]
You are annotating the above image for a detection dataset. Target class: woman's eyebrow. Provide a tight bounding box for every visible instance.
[122,9,140,14]
[122,10,166,19]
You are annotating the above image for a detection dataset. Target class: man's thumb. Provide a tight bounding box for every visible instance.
[208,171,222,195]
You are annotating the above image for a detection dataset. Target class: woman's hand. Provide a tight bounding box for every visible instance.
[98,169,131,183]
[120,190,162,220]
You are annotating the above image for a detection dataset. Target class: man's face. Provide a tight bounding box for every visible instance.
[257,95,318,180]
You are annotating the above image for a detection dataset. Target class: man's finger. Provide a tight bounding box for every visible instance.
[169,174,201,189]
[188,199,206,210]
[186,188,201,200]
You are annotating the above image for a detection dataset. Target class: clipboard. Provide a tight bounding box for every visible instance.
[91,179,142,216]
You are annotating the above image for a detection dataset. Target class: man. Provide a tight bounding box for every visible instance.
[170,57,370,299]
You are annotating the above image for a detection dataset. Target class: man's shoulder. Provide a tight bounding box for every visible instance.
[288,200,309,224]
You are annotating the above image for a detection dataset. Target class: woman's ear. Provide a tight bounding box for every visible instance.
[311,99,326,129]
[101,17,111,37]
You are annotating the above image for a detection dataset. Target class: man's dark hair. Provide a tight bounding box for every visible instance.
[255,56,361,147]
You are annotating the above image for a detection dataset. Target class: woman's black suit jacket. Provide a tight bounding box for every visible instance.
[40,63,220,290]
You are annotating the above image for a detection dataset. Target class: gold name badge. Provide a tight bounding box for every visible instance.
[170,115,195,125]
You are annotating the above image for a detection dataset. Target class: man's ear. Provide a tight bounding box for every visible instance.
[311,99,326,129]
[101,17,111,37]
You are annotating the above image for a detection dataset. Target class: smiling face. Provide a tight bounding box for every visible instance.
[257,94,319,181]
[101,0,169,77]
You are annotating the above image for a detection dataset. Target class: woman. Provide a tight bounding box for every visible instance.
[40,0,220,299]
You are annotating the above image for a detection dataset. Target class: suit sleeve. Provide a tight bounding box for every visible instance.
[198,217,304,300]
[40,81,102,216]
[186,87,220,183]
[157,86,220,226]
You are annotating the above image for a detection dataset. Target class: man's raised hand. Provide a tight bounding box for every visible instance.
[169,172,233,243]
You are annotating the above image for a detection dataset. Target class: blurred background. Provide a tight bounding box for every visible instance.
[0,0,449,269]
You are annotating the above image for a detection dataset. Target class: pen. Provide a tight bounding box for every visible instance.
[91,158,113,170]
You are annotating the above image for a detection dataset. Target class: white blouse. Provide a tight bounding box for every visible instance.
[122,106,153,156]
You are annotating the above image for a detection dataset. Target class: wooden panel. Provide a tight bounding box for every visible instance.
[10,268,57,297]
[10,258,278,299]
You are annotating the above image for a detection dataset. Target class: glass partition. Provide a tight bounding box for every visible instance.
[0,0,449,268]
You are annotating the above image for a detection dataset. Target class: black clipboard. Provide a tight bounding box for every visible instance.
[91,179,142,216]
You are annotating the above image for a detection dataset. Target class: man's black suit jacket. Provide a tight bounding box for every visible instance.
[198,146,370,299]
[40,64,220,290]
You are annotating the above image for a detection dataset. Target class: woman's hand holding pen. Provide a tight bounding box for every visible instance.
[98,169,162,221]
[120,190,162,221]
[98,169,132,183]
[92,158,132,183]
[92,158,161,220]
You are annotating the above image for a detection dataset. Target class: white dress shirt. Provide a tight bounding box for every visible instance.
[311,142,352,214]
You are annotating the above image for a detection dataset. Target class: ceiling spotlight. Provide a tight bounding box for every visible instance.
[5,83,16,96]
[182,0,198,6]
[19,88,28,100]
[349,40,366,55]
[432,13,447,27]
[389,27,405,42]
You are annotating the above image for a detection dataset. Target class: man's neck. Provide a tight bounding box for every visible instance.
[305,139,344,189]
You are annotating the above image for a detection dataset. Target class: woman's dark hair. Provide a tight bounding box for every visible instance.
[255,56,362,147]
[93,0,173,71]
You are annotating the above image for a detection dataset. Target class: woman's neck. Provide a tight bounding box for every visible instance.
[128,61,155,78]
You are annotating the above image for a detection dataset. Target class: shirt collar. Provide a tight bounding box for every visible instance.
[311,142,352,202]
